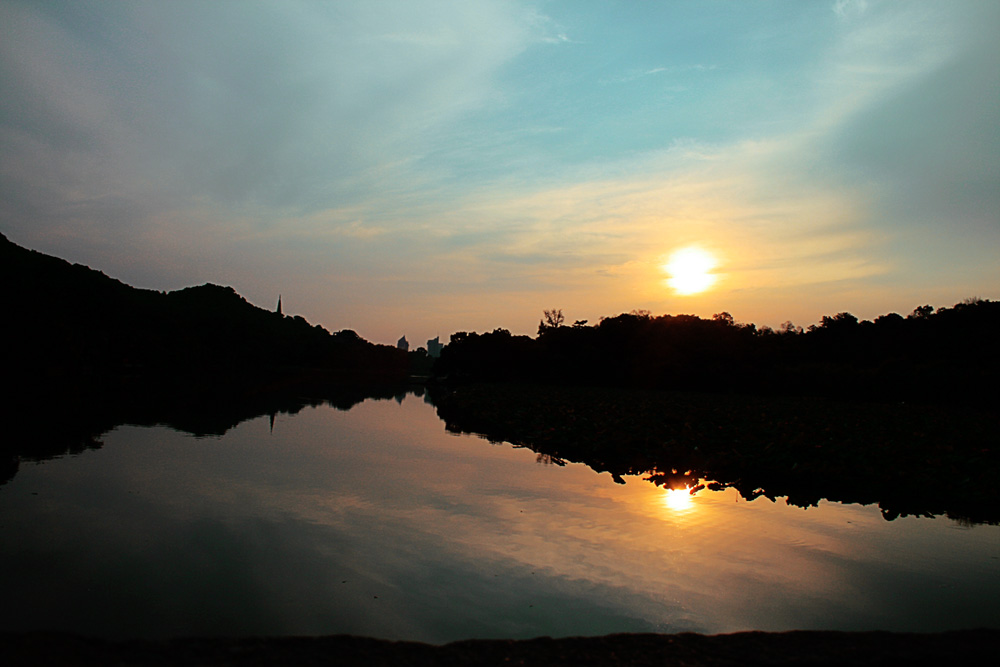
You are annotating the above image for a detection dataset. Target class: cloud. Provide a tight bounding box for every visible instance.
[833,0,868,20]
[356,0,991,328]
[817,1,1000,287]
[601,63,717,85]
[0,1,542,223]
[355,132,883,325]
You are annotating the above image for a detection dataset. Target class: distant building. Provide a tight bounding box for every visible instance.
[397,335,409,351]
[426,336,443,358]
[276,295,282,315]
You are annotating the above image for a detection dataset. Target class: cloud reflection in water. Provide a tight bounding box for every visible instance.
[0,395,997,641]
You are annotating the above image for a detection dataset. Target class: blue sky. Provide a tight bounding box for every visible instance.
[2,0,997,345]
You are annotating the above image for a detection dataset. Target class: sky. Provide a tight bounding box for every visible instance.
[2,0,998,346]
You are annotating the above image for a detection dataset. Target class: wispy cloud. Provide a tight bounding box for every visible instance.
[603,63,717,85]
[833,0,869,20]
[0,1,540,219]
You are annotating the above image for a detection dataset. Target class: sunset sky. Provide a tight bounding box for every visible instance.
[2,0,998,346]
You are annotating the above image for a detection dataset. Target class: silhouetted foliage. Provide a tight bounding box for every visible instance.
[407,347,435,376]
[437,328,539,382]
[537,308,565,334]
[435,302,1000,406]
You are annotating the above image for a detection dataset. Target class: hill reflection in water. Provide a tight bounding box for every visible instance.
[0,389,998,642]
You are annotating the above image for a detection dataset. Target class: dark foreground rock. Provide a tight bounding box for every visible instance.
[2,630,997,666]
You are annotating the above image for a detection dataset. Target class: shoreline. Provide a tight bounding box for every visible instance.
[3,629,997,665]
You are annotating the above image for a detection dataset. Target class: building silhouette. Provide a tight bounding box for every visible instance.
[427,336,443,358]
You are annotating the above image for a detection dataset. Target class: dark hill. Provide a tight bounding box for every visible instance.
[1,232,407,403]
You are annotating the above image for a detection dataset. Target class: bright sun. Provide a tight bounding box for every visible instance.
[663,247,717,295]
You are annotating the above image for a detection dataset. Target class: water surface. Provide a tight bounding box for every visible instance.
[1,393,997,642]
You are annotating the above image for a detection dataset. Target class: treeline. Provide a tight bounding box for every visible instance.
[434,301,1000,406]
[2,233,408,403]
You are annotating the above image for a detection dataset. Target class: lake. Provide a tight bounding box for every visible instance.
[1,390,998,643]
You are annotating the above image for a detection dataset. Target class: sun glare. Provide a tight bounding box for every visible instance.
[662,487,695,512]
[663,247,717,295]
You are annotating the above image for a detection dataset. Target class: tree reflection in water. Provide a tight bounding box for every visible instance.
[430,383,1000,526]
[5,380,998,526]
[2,384,998,640]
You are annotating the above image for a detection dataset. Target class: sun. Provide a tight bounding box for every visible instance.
[663,247,717,295]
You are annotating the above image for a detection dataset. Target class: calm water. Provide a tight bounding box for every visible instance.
[1,393,998,642]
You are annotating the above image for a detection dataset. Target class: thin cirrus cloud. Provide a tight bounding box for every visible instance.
[0,0,997,344]
[2,0,536,209]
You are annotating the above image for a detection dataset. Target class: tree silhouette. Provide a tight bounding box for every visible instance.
[431,298,1000,407]
[538,308,565,334]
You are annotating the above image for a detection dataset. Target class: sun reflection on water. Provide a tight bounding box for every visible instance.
[661,487,696,512]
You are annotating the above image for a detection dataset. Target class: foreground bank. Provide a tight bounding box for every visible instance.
[3,629,997,666]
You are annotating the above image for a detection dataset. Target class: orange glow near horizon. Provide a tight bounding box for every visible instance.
[663,247,718,295]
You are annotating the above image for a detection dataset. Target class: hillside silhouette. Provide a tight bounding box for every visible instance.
[2,233,407,405]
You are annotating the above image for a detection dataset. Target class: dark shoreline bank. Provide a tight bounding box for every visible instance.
[4,629,997,666]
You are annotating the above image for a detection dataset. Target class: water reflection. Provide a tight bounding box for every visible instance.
[431,384,1000,526]
[1,382,428,486]
[0,393,998,642]
[7,380,997,529]
[661,487,696,513]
